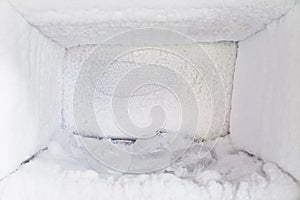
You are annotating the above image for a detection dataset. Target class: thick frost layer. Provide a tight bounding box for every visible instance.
[9,0,297,46]
[63,42,237,139]
[0,132,298,200]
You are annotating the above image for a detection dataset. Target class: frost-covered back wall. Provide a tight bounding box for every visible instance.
[62,43,237,140]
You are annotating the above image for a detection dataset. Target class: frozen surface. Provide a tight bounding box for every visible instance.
[0,132,299,200]
[9,0,297,47]
[0,1,65,179]
[231,1,300,181]
[63,42,237,139]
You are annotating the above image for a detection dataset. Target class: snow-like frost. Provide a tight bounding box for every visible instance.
[0,132,299,200]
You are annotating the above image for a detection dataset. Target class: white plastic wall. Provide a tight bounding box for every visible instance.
[231,2,300,180]
[0,2,65,179]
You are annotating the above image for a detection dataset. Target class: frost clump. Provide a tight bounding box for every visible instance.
[97,131,218,176]
[167,144,217,177]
